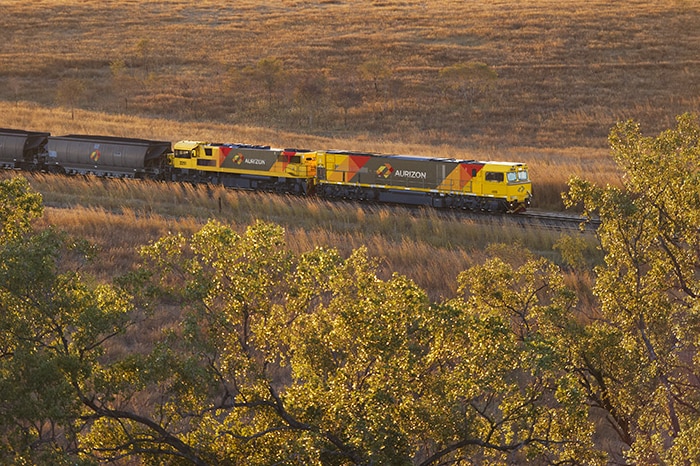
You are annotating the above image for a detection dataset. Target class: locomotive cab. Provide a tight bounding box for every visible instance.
[280,149,317,178]
[479,162,532,212]
[172,140,199,168]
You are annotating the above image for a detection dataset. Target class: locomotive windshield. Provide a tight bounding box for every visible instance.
[506,170,529,183]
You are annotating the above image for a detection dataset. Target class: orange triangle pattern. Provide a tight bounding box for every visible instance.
[336,154,371,182]
[438,163,483,192]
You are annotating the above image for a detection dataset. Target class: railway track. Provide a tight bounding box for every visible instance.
[423,207,600,232]
[517,210,600,232]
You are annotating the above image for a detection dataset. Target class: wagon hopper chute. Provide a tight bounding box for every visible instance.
[46,134,171,178]
[0,128,50,170]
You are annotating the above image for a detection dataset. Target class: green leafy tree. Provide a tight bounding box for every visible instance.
[553,233,594,271]
[81,219,603,465]
[418,255,602,465]
[0,177,43,241]
[248,57,285,108]
[359,57,390,99]
[0,177,133,464]
[93,221,422,464]
[563,113,700,463]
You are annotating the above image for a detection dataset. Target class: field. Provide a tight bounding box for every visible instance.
[3,2,695,461]
[1,0,698,148]
[0,0,696,295]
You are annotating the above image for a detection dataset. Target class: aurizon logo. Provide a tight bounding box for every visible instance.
[233,153,245,164]
[376,163,393,178]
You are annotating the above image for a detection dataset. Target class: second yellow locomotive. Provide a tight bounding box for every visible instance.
[171,140,317,195]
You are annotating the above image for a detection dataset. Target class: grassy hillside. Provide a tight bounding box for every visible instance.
[0,0,687,297]
[1,0,698,149]
[1,169,599,301]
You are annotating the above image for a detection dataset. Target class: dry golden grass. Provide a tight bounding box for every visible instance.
[2,0,676,296]
[1,0,698,149]
[4,170,596,300]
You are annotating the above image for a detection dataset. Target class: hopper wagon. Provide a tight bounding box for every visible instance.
[46,134,172,178]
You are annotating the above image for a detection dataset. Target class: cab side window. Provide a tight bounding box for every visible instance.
[485,172,504,182]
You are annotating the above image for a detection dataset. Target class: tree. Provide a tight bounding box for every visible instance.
[133,37,154,75]
[336,86,364,127]
[80,220,602,465]
[418,254,602,465]
[55,78,86,120]
[359,57,390,99]
[563,113,700,463]
[93,221,422,464]
[0,177,133,464]
[0,177,43,241]
[248,57,285,109]
[294,72,328,128]
[438,62,497,109]
[110,58,133,112]
[9,214,586,465]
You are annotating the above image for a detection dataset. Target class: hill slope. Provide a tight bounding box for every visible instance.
[1,0,698,148]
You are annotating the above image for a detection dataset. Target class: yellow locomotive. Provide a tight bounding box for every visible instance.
[171,140,316,195]
[315,150,531,212]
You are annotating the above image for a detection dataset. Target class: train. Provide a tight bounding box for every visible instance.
[0,128,532,213]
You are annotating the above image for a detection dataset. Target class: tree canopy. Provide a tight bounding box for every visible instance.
[1,112,699,465]
[563,112,700,463]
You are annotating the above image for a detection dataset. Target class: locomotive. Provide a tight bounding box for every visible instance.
[0,128,532,213]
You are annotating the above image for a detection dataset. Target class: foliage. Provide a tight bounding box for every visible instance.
[418,255,602,465]
[55,78,87,120]
[564,112,700,463]
[438,62,498,107]
[553,233,593,271]
[70,219,598,464]
[2,111,699,464]
[0,177,130,464]
[0,177,43,241]
[247,57,285,107]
